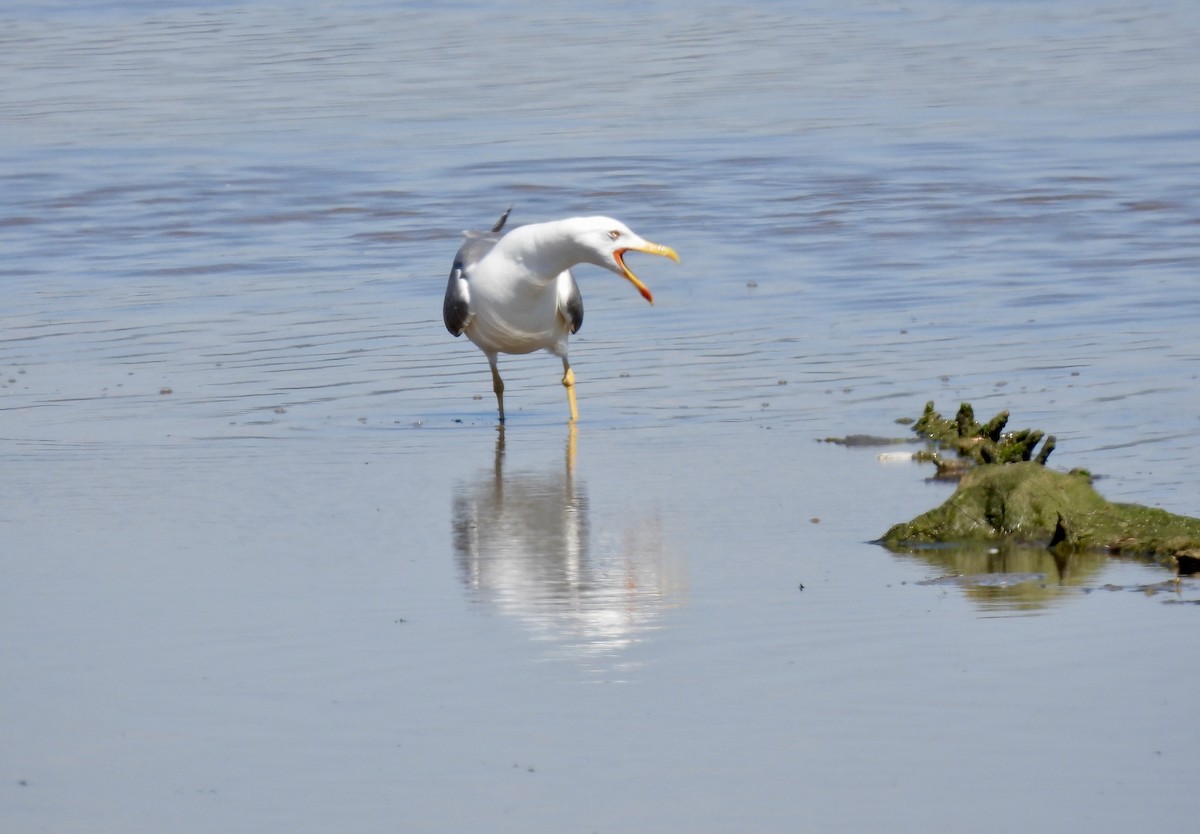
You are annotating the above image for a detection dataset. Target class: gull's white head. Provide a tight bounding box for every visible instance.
[560,216,680,305]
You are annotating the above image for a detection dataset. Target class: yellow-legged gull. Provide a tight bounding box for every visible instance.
[443,209,679,422]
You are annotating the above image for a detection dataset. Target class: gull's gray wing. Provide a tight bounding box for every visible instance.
[559,271,583,335]
[442,209,512,337]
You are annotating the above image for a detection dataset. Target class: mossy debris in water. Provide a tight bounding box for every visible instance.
[882,461,1200,563]
[910,401,1056,477]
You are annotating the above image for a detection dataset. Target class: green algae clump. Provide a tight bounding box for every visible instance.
[910,401,1055,474]
[882,461,1200,563]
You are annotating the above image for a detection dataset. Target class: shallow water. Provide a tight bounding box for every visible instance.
[3,1,1200,831]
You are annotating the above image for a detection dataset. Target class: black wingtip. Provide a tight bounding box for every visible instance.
[491,206,512,233]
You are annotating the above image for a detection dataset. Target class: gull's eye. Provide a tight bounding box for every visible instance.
[608,230,621,240]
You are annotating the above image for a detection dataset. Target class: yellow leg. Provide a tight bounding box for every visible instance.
[561,359,578,423]
[487,353,505,424]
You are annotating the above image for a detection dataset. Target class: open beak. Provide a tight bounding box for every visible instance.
[613,242,680,305]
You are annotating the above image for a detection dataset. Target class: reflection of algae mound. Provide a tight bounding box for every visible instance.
[883,461,1200,564]
[902,541,1110,611]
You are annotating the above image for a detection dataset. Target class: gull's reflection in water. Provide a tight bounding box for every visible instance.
[452,426,683,660]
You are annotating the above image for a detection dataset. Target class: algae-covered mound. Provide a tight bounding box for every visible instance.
[881,400,1200,566]
[882,461,1200,562]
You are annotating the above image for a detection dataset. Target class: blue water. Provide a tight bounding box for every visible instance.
[3,2,1199,831]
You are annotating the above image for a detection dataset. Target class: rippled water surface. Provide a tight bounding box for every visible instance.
[4,2,1200,831]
